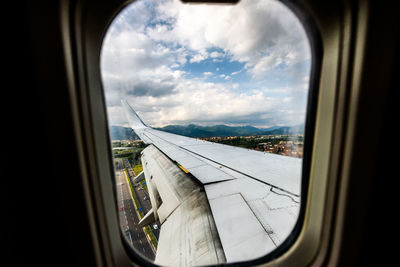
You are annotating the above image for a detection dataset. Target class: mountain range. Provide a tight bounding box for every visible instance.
[110,124,304,140]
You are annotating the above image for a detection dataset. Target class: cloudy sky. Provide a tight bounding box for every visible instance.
[100,0,311,128]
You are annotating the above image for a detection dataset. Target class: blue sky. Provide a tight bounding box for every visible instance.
[101,0,311,128]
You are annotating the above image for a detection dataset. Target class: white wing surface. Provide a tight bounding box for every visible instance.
[122,100,301,265]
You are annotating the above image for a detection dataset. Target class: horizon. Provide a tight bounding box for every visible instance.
[110,122,304,130]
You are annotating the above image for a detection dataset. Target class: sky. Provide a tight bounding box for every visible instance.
[100,0,311,128]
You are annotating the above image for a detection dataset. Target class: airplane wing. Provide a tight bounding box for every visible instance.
[121,100,301,265]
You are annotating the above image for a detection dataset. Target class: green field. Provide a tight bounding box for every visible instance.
[133,163,143,176]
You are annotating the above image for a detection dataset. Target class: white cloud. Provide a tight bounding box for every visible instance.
[210,51,224,58]
[190,53,207,63]
[100,0,311,128]
[153,0,310,70]
[231,70,242,75]
[123,80,283,127]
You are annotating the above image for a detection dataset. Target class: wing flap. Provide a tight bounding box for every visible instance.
[207,193,276,262]
[204,176,300,259]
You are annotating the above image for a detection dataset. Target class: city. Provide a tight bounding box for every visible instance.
[200,134,304,158]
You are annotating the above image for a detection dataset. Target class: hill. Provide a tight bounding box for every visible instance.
[156,124,304,138]
[110,124,304,140]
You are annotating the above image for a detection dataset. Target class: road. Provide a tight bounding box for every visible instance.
[115,159,155,261]
[122,159,161,239]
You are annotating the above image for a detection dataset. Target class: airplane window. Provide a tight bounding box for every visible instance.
[100,0,312,265]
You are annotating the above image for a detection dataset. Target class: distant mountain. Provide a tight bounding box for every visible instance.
[156,124,260,138]
[110,125,139,140]
[155,124,304,138]
[110,123,304,140]
[258,124,305,136]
